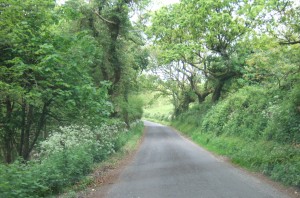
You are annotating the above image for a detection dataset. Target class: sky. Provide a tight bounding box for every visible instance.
[56,0,180,8]
[150,0,180,10]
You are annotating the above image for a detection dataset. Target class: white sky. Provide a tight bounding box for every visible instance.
[56,0,180,8]
[150,0,180,10]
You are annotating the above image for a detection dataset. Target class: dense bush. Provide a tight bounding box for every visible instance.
[0,121,144,197]
[119,95,144,125]
[178,86,300,144]
[126,96,144,122]
[0,161,48,198]
[200,86,269,139]
[264,84,300,143]
[39,124,122,160]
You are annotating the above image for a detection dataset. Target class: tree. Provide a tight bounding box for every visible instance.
[264,0,300,45]
[0,0,150,163]
[179,0,254,101]
[0,0,59,162]
[0,0,112,163]
[63,0,149,124]
[147,0,254,113]
[147,4,212,106]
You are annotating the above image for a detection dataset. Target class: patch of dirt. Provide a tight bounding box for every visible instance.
[79,129,146,198]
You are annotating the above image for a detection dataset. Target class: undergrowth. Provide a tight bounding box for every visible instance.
[0,121,144,198]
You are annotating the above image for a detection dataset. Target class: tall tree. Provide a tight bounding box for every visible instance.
[0,0,112,163]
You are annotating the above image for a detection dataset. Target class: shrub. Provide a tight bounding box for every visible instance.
[264,85,300,144]
[194,86,300,143]
[0,121,144,197]
[199,86,269,139]
[119,96,144,124]
[0,161,48,198]
[39,145,94,193]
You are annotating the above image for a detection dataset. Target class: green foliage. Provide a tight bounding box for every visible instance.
[171,83,300,186]
[0,0,147,196]
[200,86,268,139]
[141,91,174,122]
[0,161,48,198]
[0,122,144,197]
[264,85,300,143]
[176,101,212,126]
[143,0,300,189]
[183,86,300,144]
[40,144,94,193]
[172,121,300,187]
[120,95,144,123]
[0,0,148,163]
[245,40,300,88]
[147,0,257,103]
[0,0,114,163]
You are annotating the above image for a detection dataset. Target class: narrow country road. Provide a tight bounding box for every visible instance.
[106,121,290,198]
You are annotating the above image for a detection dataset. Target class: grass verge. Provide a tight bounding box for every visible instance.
[172,120,300,188]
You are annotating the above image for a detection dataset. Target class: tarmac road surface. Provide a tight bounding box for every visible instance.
[106,121,290,198]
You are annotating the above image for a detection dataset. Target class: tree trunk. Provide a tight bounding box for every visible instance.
[28,101,49,156]
[4,97,13,163]
[212,80,225,102]
[174,93,194,117]
[22,105,34,160]
[19,99,26,156]
[196,90,211,103]
[123,84,130,128]
[108,19,121,88]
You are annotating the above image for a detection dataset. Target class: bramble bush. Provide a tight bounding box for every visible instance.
[0,121,144,197]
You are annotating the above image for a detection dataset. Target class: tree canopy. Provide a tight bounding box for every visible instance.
[0,0,148,163]
[145,0,300,115]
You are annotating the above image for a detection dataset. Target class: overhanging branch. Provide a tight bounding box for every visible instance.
[279,40,300,45]
[94,11,117,25]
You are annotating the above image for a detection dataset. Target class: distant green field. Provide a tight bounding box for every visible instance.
[141,92,174,122]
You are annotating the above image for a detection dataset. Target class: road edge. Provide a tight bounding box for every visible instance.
[167,124,300,198]
[84,125,147,198]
